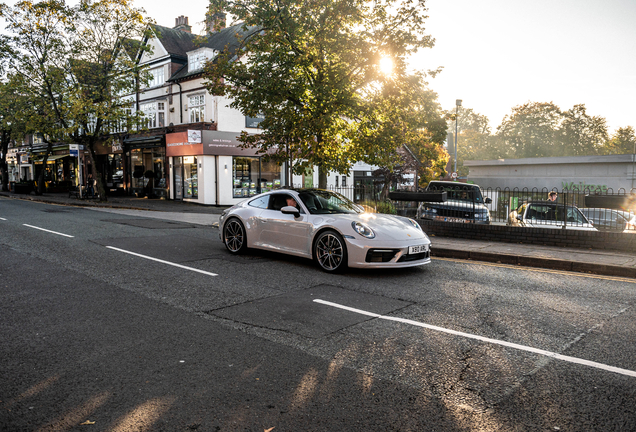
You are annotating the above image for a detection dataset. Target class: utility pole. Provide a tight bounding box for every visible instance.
[454,99,462,179]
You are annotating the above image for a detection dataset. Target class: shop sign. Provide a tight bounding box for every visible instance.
[561,181,608,193]
[166,131,203,157]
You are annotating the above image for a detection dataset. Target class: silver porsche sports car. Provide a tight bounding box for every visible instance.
[219,188,432,272]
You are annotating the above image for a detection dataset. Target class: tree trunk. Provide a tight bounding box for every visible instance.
[85,142,107,202]
[0,131,9,192]
[318,165,328,189]
[36,142,54,195]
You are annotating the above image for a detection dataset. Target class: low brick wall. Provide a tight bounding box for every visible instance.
[418,219,636,253]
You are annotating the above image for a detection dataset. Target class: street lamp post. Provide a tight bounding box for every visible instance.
[454,99,462,179]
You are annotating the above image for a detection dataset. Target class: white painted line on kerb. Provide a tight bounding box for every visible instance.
[23,224,74,238]
[313,299,636,378]
[106,246,218,277]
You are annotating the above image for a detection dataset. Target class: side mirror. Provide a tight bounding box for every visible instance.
[281,205,301,218]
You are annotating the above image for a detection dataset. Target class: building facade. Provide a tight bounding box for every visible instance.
[465,154,636,193]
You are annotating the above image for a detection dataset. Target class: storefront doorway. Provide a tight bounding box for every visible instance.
[129,147,167,198]
[172,156,198,200]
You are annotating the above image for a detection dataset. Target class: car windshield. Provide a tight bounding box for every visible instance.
[298,190,362,214]
[427,183,484,203]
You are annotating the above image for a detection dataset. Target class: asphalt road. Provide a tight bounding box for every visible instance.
[1,198,636,431]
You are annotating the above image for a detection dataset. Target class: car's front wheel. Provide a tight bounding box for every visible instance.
[314,230,347,272]
[223,218,247,254]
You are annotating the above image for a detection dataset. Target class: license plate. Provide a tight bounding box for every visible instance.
[409,244,428,254]
[435,216,468,223]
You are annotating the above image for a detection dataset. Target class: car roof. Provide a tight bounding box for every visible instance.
[524,201,583,210]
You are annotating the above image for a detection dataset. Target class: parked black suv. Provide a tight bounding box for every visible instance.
[419,181,492,224]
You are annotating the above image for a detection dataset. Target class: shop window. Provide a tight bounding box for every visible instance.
[130,147,166,198]
[232,157,281,198]
[188,95,205,123]
[183,156,197,198]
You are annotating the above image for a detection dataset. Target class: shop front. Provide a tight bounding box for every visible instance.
[31,146,76,191]
[123,135,167,198]
[166,130,283,205]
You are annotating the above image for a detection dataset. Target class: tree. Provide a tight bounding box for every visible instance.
[444,107,492,176]
[561,104,608,156]
[204,0,438,188]
[496,102,563,158]
[602,126,636,155]
[0,74,31,191]
[0,0,150,199]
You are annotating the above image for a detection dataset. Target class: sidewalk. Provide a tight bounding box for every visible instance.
[2,190,636,279]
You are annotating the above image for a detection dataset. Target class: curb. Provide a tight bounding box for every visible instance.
[431,248,636,278]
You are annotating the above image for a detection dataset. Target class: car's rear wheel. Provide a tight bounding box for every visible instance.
[224,218,247,254]
[314,230,347,272]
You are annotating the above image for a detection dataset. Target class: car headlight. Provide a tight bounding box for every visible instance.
[352,221,375,239]
[475,211,490,221]
[408,218,423,231]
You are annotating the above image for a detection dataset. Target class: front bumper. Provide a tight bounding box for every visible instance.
[345,237,431,269]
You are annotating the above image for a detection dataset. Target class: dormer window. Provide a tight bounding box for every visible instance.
[188,48,218,72]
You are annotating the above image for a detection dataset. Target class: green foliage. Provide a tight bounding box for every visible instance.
[204,0,443,187]
[603,126,636,155]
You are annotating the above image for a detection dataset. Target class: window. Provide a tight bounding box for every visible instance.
[140,102,165,128]
[232,157,281,198]
[188,49,218,72]
[147,67,164,88]
[248,196,269,209]
[188,52,207,72]
[183,156,197,199]
[188,95,205,123]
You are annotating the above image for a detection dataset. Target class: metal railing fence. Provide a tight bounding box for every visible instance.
[294,184,636,231]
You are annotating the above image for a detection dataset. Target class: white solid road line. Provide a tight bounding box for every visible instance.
[313,299,636,379]
[23,224,74,238]
[106,246,218,276]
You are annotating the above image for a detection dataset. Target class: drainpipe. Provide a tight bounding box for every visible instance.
[215,155,220,206]
[176,81,183,124]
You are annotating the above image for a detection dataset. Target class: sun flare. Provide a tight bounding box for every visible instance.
[379,57,393,75]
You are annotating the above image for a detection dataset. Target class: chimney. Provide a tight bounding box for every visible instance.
[206,11,226,34]
[174,15,192,33]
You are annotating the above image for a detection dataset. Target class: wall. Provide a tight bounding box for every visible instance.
[419,219,636,253]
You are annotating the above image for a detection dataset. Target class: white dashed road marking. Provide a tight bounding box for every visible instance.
[106,246,218,277]
[314,299,636,378]
[23,224,74,238]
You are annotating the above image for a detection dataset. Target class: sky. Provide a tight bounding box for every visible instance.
[4,0,635,134]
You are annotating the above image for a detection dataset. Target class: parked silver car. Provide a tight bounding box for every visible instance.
[508,201,597,231]
[580,208,636,233]
[219,188,432,272]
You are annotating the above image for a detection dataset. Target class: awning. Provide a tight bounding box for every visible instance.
[123,135,163,149]
[33,154,70,164]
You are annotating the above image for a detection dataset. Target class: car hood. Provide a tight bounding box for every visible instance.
[319,213,428,242]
